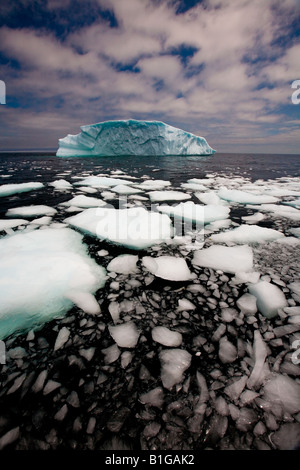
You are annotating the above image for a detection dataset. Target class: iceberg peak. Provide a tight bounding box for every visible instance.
[56,119,216,157]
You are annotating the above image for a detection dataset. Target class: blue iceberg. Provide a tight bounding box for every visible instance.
[56,120,215,157]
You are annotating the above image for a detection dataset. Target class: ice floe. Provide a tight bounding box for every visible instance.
[61,195,106,208]
[210,224,285,244]
[0,228,106,339]
[157,201,230,225]
[50,179,73,190]
[148,191,191,202]
[107,254,139,275]
[0,182,44,197]
[108,322,140,348]
[142,255,195,281]
[159,349,191,389]
[65,207,174,250]
[218,188,279,205]
[248,281,288,318]
[151,326,182,347]
[6,205,57,218]
[193,245,253,274]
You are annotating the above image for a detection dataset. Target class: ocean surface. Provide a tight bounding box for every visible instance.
[0,151,299,217]
[0,151,300,452]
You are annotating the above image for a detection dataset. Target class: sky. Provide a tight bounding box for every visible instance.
[0,0,299,153]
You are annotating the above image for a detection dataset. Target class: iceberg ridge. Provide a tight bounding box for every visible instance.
[56,119,215,157]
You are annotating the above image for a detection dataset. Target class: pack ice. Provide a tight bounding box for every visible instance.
[56,120,215,157]
[0,228,106,339]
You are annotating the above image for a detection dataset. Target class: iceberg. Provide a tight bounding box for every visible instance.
[56,120,215,157]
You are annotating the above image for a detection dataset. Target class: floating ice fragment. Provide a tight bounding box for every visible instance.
[0,182,44,197]
[6,205,57,218]
[158,201,230,225]
[139,387,164,408]
[218,188,278,205]
[107,254,139,274]
[111,184,143,195]
[0,219,29,231]
[193,245,253,274]
[54,327,70,351]
[75,175,133,187]
[177,298,196,311]
[142,255,195,281]
[218,336,237,363]
[242,212,265,224]
[247,330,270,390]
[248,281,288,318]
[50,179,72,190]
[0,228,106,339]
[152,326,182,347]
[61,195,106,208]
[56,120,215,157]
[211,224,284,244]
[108,322,140,348]
[159,349,192,389]
[65,207,174,250]
[263,374,300,415]
[148,190,191,202]
[65,290,101,315]
[236,293,257,315]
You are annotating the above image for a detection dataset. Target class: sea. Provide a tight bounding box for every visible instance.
[0,151,300,453]
[0,151,299,218]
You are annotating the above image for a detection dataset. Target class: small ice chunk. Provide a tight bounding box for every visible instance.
[50,179,72,190]
[177,298,196,311]
[75,176,133,188]
[242,212,265,224]
[211,225,284,244]
[65,291,101,315]
[193,245,253,274]
[108,301,120,323]
[139,387,164,408]
[107,254,139,274]
[290,227,300,238]
[108,322,140,348]
[218,336,237,363]
[152,326,182,347]
[248,281,288,318]
[263,374,300,415]
[247,330,269,390]
[224,376,248,402]
[102,343,120,364]
[54,326,70,351]
[159,349,191,389]
[181,182,207,191]
[271,423,300,450]
[236,293,257,315]
[0,182,44,197]
[142,255,195,281]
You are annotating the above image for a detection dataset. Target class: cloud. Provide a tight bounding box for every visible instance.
[0,0,299,152]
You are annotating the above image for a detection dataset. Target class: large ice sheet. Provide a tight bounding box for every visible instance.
[210,225,285,244]
[65,207,174,250]
[0,228,106,339]
[193,245,253,273]
[56,120,215,157]
[0,182,44,197]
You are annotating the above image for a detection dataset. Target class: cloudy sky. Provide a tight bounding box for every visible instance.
[0,0,299,153]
